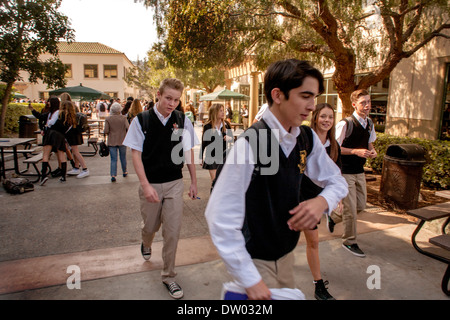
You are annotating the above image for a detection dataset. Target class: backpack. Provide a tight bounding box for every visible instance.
[100,103,106,112]
[3,178,34,194]
[343,116,373,139]
[137,109,185,136]
[76,112,89,132]
[98,141,109,157]
[211,120,313,192]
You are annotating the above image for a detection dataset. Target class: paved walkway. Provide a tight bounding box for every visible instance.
[0,125,449,301]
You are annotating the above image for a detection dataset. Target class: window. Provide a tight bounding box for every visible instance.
[84,64,98,78]
[65,64,72,78]
[39,92,49,100]
[104,65,118,78]
[105,92,118,99]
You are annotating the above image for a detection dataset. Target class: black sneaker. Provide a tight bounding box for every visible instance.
[314,279,336,300]
[326,215,335,233]
[140,243,151,260]
[342,243,365,257]
[39,176,48,186]
[51,167,62,177]
[164,281,184,299]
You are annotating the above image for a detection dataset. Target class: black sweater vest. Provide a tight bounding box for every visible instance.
[140,109,184,183]
[243,122,312,261]
[341,115,371,174]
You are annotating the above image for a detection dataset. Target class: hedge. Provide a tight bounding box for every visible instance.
[3,103,45,133]
[367,133,450,190]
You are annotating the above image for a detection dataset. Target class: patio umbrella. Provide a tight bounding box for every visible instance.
[13,92,27,99]
[199,89,250,101]
[49,83,110,101]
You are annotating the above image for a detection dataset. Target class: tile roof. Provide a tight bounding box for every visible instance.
[57,42,124,55]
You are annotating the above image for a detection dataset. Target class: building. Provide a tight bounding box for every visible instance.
[223,32,450,141]
[14,42,138,101]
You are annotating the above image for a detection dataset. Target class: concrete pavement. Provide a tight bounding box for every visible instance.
[0,124,449,301]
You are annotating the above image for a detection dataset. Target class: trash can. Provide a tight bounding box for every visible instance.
[379,144,426,210]
[18,115,38,138]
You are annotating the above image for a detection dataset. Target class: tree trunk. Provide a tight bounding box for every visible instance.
[0,81,14,137]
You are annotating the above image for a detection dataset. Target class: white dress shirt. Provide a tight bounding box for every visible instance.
[123,108,199,152]
[335,111,377,146]
[205,108,348,289]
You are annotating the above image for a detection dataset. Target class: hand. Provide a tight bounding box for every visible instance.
[143,184,160,203]
[353,148,373,159]
[28,103,33,110]
[287,197,328,231]
[369,149,377,159]
[188,183,198,200]
[245,280,271,300]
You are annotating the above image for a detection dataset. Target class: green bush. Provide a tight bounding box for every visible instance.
[4,103,45,133]
[367,133,450,190]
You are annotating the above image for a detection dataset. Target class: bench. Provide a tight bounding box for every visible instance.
[429,234,450,296]
[407,202,450,296]
[80,137,98,157]
[21,152,46,183]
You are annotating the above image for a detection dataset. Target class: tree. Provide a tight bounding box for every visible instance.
[140,0,450,116]
[126,45,225,101]
[0,0,74,136]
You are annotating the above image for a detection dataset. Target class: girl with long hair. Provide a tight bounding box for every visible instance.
[39,97,68,185]
[60,94,89,178]
[200,103,232,182]
[301,102,342,300]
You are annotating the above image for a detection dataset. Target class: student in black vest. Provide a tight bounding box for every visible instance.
[205,59,348,300]
[123,78,199,299]
[200,103,232,182]
[329,89,377,257]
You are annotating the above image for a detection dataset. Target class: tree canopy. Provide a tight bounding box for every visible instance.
[0,0,74,136]
[140,0,450,116]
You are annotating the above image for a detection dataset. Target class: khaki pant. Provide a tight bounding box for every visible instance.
[253,252,296,289]
[330,173,366,245]
[139,178,184,283]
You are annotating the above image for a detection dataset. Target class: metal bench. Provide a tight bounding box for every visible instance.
[429,234,450,296]
[407,202,450,296]
[80,137,98,157]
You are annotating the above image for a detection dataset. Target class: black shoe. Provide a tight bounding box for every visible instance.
[326,215,335,233]
[164,281,184,299]
[314,279,336,300]
[342,243,365,257]
[39,176,48,186]
[140,243,151,260]
[51,168,62,177]
[59,176,66,183]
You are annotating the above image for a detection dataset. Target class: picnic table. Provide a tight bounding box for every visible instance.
[0,138,36,179]
[407,202,450,296]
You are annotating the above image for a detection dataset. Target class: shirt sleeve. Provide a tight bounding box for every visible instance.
[122,116,145,152]
[204,137,262,289]
[335,120,346,146]
[305,130,348,214]
[182,115,200,151]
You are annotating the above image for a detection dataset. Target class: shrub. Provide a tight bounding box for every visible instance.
[367,133,450,190]
[4,103,45,133]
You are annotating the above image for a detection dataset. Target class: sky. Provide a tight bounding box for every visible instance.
[59,0,158,61]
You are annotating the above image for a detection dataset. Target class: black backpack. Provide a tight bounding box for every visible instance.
[137,109,185,136]
[211,120,313,192]
[98,141,109,157]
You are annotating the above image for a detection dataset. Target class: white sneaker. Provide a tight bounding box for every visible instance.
[67,168,80,176]
[76,169,90,179]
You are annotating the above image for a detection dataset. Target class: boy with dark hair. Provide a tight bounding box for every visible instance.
[205,59,348,300]
[123,78,199,299]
